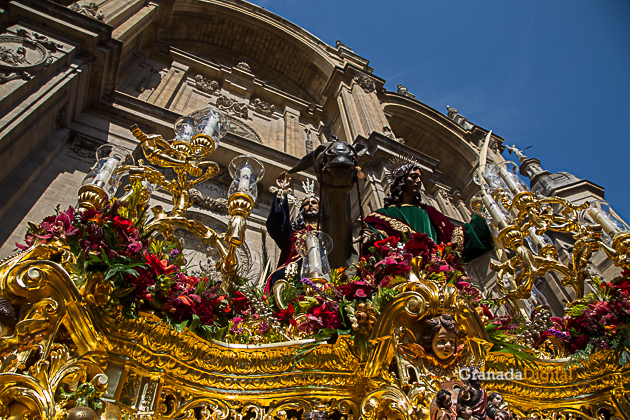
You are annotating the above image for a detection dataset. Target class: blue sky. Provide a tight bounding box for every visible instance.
[247,0,630,219]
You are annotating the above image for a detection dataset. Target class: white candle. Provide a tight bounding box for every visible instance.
[202,113,219,137]
[497,166,523,194]
[587,207,619,236]
[93,157,120,188]
[482,193,507,225]
[306,232,323,276]
[180,123,192,142]
[238,166,253,193]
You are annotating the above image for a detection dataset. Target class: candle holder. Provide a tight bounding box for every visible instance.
[78,144,132,211]
[472,161,601,301]
[296,231,333,284]
[78,107,264,288]
[215,155,265,276]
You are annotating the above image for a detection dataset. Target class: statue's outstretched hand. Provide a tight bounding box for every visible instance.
[276,171,291,190]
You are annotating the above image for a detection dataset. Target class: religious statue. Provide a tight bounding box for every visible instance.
[506,145,527,162]
[265,172,319,291]
[456,402,474,420]
[433,389,456,420]
[485,393,510,420]
[458,366,488,420]
[423,314,458,361]
[362,157,493,261]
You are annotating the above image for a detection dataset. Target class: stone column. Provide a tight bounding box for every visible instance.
[434,189,459,220]
[456,200,472,221]
[337,84,364,140]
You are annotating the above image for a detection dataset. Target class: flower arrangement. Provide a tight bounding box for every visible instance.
[16,200,484,346]
[536,272,630,366]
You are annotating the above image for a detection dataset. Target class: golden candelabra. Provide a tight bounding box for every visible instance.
[77,107,264,279]
[472,160,630,302]
[0,120,628,420]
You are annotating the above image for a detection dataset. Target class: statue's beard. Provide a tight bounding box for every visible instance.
[304,210,319,219]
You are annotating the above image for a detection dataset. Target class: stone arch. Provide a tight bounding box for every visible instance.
[157,0,338,105]
[382,98,481,192]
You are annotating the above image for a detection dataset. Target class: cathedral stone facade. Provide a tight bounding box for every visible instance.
[0,0,612,315]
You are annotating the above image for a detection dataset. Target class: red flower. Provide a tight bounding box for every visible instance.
[36,206,79,242]
[196,301,215,325]
[274,304,295,322]
[404,233,437,259]
[231,291,251,315]
[146,254,177,276]
[126,268,156,300]
[113,215,134,232]
[374,236,399,249]
[337,281,374,300]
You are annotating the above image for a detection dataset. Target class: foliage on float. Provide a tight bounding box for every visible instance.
[16,198,482,346]
[480,271,630,367]
[20,195,630,369]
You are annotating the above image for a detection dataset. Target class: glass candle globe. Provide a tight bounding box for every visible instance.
[228,155,265,202]
[470,191,513,235]
[495,161,529,195]
[83,144,132,198]
[174,107,229,151]
[473,163,508,195]
[296,230,334,282]
[579,199,630,243]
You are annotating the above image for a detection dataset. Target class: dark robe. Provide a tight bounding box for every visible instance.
[265,196,314,293]
[363,204,492,262]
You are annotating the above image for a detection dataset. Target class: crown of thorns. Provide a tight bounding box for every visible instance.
[385,154,423,184]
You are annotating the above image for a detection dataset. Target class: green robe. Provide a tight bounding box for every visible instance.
[364,204,493,262]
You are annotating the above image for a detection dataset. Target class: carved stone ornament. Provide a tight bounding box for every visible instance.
[353,73,376,93]
[446,105,473,131]
[397,83,415,98]
[252,98,275,116]
[216,94,248,119]
[0,70,32,84]
[0,35,48,72]
[68,2,105,21]
[194,74,219,94]
[136,68,158,93]
[226,116,262,143]
[188,188,228,213]
[15,29,64,54]
[237,55,251,71]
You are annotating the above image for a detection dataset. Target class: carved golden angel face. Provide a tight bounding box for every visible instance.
[431,325,456,360]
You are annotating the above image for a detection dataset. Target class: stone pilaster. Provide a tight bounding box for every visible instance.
[350,73,389,141]
[283,105,301,156]
[149,61,189,109]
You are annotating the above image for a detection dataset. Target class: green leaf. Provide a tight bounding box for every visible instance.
[121,304,137,320]
[175,320,189,333]
[189,314,200,332]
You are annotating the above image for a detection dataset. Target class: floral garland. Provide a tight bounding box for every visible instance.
[16,200,483,345]
[537,273,630,365]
